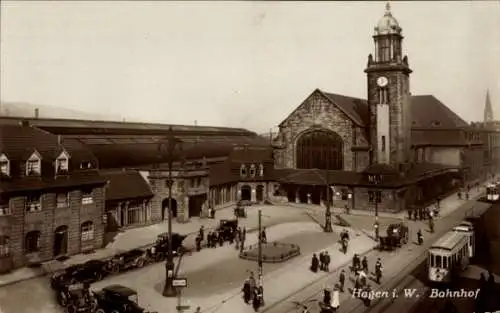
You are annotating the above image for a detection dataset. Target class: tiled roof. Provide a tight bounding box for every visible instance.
[410,95,469,129]
[101,170,153,202]
[0,117,254,136]
[320,91,369,127]
[208,161,238,186]
[0,170,106,193]
[277,168,363,186]
[55,134,268,169]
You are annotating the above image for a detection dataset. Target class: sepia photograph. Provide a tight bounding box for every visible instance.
[0,1,499,313]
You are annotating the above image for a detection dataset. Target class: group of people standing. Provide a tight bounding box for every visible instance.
[242,271,264,312]
[310,251,331,273]
[195,225,248,252]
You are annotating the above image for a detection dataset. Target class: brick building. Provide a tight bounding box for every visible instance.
[272,4,484,214]
[0,124,107,272]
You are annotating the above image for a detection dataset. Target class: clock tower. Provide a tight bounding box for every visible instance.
[365,3,412,166]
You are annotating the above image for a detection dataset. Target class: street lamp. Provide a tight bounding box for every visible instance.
[324,169,333,233]
[160,126,183,298]
[369,174,382,239]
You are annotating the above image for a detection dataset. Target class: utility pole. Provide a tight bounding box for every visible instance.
[324,169,333,232]
[162,126,181,297]
[258,209,264,303]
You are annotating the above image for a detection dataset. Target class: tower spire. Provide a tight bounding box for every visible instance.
[385,2,391,15]
[484,89,494,123]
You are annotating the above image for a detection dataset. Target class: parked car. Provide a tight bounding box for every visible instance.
[107,249,148,274]
[64,283,104,313]
[379,222,409,250]
[216,219,238,241]
[51,259,110,290]
[94,284,156,313]
[151,232,187,261]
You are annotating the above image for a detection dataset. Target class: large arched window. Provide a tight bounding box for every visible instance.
[296,129,343,170]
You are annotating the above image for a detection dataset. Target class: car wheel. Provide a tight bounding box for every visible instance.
[137,259,145,268]
[66,305,76,313]
[59,293,67,307]
[111,310,120,313]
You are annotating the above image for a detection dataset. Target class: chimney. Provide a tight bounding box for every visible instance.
[194,120,198,126]
[57,135,63,145]
[34,108,39,119]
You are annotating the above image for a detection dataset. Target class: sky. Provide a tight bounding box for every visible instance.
[1,1,499,133]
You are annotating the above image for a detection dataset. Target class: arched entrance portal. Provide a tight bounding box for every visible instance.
[53,225,68,257]
[241,185,251,201]
[296,129,344,170]
[256,185,264,202]
[189,194,206,218]
[162,198,178,219]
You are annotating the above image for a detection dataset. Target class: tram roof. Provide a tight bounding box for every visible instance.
[430,231,467,251]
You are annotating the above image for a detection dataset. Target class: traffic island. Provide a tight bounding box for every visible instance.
[239,242,300,263]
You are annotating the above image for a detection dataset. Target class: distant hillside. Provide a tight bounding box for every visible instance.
[0,101,121,121]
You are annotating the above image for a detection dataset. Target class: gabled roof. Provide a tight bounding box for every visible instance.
[278,89,368,128]
[411,95,469,129]
[101,169,153,202]
[278,89,469,132]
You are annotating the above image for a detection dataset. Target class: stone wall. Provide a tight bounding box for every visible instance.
[275,90,357,171]
[8,185,105,269]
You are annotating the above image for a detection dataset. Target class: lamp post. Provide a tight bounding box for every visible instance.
[370,174,382,239]
[161,126,183,298]
[324,169,333,233]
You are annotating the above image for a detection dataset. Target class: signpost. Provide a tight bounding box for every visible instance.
[173,278,189,313]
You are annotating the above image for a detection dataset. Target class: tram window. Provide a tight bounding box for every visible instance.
[436,255,442,267]
[430,255,434,267]
[443,256,448,268]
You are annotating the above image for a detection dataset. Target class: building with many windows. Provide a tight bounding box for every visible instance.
[0,124,107,272]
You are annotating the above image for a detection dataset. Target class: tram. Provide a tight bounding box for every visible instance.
[428,230,469,284]
[452,220,475,258]
[486,182,499,201]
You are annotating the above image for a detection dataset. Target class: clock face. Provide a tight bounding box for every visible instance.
[377,76,388,87]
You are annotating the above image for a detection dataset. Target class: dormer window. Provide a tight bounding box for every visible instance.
[0,154,10,177]
[26,151,41,176]
[240,164,247,178]
[259,164,264,177]
[250,164,256,178]
[55,151,70,174]
[80,161,92,170]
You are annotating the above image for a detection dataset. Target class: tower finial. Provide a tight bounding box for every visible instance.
[385,2,391,15]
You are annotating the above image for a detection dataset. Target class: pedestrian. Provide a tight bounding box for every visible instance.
[324,251,331,272]
[319,252,325,271]
[331,287,340,312]
[339,269,345,292]
[249,271,256,292]
[252,286,261,312]
[235,231,240,250]
[362,256,368,273]
[310,253,319,273]
[242,278,252,304]
[261,227,267,244]
[199,225,205,242]
[218,230,224,247]
[194,307,201,313]
[466,192,469,200]
[323,288,331,306]
[195,234,202,252]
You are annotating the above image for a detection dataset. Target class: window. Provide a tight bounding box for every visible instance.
[250,164,256,178]
[0,236,9,257]
[26,159,41,176]
[380,38,390,62]
[259,164,264,177]
[430,254,434,267]
[56,193,69,208]
[25,194,42,212]
[443,256,448,269]
[56,157,69,174]
[368,191,374,203]
[369,191,382,203]
[0,153,10,176]
[240,164,247,178]
[436,255,442,267]
[81,221,94,241]
[81,189,93,205]
[381,136,386,152]
[25,231,41,253]
[0,196,9,216]
[80,161,92,169]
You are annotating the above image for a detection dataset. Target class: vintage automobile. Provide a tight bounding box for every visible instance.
[216,219,238,241]
[64,283,104,313]
[94,284,157,313]
[106,249,148,274]
[51,259,110,290]
[378,222,409,251]
[151,232,187,261]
